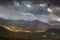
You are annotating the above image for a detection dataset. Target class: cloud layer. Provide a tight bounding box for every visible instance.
[0,1,60,25]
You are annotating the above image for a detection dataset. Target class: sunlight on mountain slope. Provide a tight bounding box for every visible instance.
[1,25,31,32]
[0,25,47,33]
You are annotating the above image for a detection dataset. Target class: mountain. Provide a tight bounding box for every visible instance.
[7,20,48,26]
[0,18,8,25]
[0,18,48,32]
[46,28,60,34]
[6,20,49,32]
[0,25,60,38]
[0,25,30,37]
[0,18,60,33]
[0,26,12,37]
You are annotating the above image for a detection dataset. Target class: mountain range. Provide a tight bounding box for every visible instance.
[0,25,60,38]
[0,18,60,32]
[0,18,60,38]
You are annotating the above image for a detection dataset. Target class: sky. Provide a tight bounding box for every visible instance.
[0,0,60,25]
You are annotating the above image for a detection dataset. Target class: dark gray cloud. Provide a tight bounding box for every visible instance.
[0,0,60,25]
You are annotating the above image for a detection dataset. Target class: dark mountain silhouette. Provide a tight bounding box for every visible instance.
[0,18,48,26]
[7,20,48,25]
[0,18,8,25]
[46,28,60,34]
[0,25,30,37]
[0,26,13,37]
[0,25,60,38]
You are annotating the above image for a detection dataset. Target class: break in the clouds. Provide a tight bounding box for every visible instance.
[0,1,60,25]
